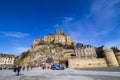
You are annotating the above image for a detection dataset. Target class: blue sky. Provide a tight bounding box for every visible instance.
[0,0,120,55]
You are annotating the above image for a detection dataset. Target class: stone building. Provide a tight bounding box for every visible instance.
[0,54,15,69]
[29,25,74,51]
[75,44,97,58]
[69,46,120,69]
[20,25,120,69]
[69,44,105,69]
[22,25,75,68]
[102,47,119,67]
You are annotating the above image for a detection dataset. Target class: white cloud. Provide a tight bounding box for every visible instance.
[13,46,28,55]
[63,17,74,22]
[87,0,120,35]
[0,46,29,56]
[1,32,30,38]
[15,47,28,52]
[59,0,120,47]
[60,16,99,43]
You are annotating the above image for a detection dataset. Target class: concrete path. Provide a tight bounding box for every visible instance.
[0,68,120,80]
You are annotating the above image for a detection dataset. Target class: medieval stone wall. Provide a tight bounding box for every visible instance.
[68,57,108,69]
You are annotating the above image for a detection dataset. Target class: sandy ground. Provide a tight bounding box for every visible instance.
[0,67,120,80]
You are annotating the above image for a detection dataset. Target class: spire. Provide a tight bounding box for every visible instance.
[55,23,61,34]
[56,22,59,29]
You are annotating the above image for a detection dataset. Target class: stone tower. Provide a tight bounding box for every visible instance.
[115,52,120,65]
[103,47,119,67]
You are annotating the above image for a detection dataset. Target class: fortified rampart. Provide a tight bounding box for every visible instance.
[103,49,119,67]
[68,57,107,69]
[115,52,120,65]
[68,46,120,69]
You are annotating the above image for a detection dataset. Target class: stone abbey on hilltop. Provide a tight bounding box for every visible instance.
[21,25,120,69]
[22,25,75,68]
[29,26,74,52]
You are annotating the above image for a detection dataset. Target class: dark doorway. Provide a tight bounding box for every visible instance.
[65,61,68,68]
[59,60,69,68]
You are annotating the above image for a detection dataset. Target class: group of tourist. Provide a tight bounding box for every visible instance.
[13,65,33,76]
[13,65,22,76]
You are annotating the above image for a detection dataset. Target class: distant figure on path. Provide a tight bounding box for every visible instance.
[22,66,25,71]
[17,66,21,76]
[47,66,49,69]
[13,66,17,74]
[0,67,2,70]
[42,66,45,69]
[27,66,29,70]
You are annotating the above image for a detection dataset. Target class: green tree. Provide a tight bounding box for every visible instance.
[14,50,31,65]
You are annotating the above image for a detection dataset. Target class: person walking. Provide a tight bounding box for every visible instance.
[22,66,25,71]
[13,66,17,75]
[17,66,21,76]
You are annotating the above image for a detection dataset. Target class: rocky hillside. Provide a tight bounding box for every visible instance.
[19,29,75,67]
[22,42,75,66]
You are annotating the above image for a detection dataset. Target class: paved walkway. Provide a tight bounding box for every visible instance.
[0,68,120,80]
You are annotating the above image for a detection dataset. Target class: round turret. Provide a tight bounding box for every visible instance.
[115,52,120,65]
[103,49,119,67]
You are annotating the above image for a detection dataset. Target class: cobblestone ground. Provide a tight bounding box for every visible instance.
[0,68,120,80]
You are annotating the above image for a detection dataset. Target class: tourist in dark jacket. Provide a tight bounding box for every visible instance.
[17,66,21,76]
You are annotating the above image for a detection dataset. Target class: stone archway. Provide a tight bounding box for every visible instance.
[59,60,69,68]
[65,60,68,68]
